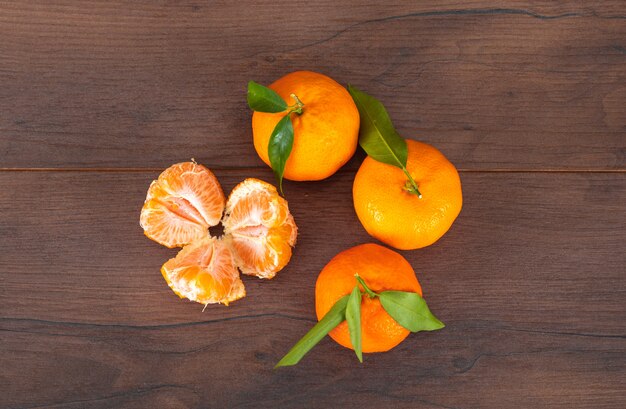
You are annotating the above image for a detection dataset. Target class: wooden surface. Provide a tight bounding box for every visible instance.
[1,1,625,408]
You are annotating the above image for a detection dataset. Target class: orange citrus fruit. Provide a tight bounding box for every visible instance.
[140,162,225,248]
[222,178,297,279]
[353,140,462,250]
[140,163,298,306]
[315,243,422,353]
[252,70,360,181]
[161,236,245,306]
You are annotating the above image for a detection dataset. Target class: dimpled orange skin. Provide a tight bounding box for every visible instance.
[353,140,462,250]
[315,243,422,353]
[252,71,359,181]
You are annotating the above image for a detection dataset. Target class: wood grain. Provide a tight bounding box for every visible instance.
[1,1,625,408]
[2,170,625,408]
[1,1,625,170]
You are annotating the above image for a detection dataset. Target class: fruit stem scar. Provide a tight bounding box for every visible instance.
[355,274,377,299]
[288,93,305,115]
[402,168,422,198]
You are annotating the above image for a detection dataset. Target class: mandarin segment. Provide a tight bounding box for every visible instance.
[222,178,297,279]
[315,243,422,353]
[140,162,225,248]
[161,236,245,306]
[140,198,210,249]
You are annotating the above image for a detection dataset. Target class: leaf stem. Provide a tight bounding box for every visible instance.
[288,93,305,115]
[354,274,377,299]
[402,167,422,198]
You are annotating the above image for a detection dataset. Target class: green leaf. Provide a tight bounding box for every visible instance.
[379,291,445,332]
[268,114,294,194]
[347,85,408,169]
[345,285,363,363]
[247,81,288,113]
[275,295,349,368]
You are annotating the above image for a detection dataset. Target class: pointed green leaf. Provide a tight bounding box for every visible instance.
[247,81,288,113]
[268,115,294,194]
[275,295,349,368]
[345,285,363,363]
[347,85,408,168]
[379,291,445,332]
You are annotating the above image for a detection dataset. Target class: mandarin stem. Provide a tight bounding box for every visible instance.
[288,93,305,115]
[354,274,377,299]
[402,167,422,198]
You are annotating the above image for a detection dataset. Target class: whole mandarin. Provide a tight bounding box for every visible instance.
[353,140,462,250]
[252,71,359,181]
[315,243,422,353]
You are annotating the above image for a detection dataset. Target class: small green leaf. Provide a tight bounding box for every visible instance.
[347,85,408,169]
[345,285,363,363]
[247,81,288,113]
[275,295,349,368]
[268,115,294,194]
[379,291,445,332]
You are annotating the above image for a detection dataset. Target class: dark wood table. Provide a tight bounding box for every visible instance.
[2,2,625,408]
